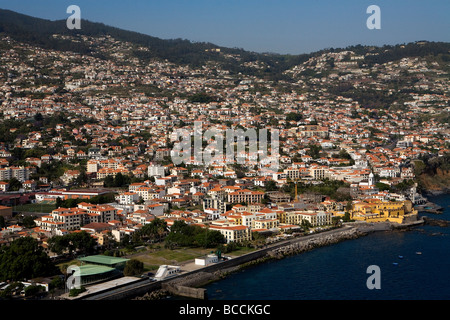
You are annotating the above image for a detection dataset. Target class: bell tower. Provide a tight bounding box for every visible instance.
[368,172,374,186]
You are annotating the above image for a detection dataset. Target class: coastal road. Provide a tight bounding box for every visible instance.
[177,224,357,273]
[78,224,360,300]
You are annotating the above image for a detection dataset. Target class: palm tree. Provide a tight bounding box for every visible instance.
[155,218,168,242]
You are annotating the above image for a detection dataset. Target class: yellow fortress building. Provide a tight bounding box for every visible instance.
[351,199,418,224]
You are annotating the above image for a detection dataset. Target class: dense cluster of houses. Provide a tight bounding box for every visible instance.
[0,34,446,251]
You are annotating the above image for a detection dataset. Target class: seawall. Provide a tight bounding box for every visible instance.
[265,227,363,260]
[83,221,423,300]
[136,225,366,300]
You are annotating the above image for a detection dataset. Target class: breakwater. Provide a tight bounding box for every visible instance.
[266,227,364,260]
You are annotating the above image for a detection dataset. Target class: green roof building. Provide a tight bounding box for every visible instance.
[66,255,130,289]
[67,264,119,288]
[78,255,129,270]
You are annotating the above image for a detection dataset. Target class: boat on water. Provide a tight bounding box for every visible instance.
[416,252,422,255]
[398,256,404,259]
[393,262,399,266]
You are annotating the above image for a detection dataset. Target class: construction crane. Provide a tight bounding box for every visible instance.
[294,178,300,202]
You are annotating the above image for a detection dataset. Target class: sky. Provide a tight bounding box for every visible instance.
[0,0,449,54]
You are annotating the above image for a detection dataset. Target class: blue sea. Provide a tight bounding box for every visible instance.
[204,194,450,300]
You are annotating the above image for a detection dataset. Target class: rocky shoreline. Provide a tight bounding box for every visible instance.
[134,226,374,300]
[424,189,450,196]
[261,227,362,261]
[134,219,429,300]
[422,216,449,227]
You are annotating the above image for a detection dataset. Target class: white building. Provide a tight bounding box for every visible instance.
[148,165,165,178]
[0,166,30,182]
[209,224,251,243]
[148,203,164,217]
[35,205,117,233]
[119,192,139,205]
[378,167,399,178]
[87,160,99,173]
[0,181,9,192]
[167,186,184,196]
[155,177,171,186]
[298,211,332,227]
[195,254,219,266]
[204,207,221,220]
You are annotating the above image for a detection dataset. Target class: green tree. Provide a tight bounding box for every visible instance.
[332,216,341,226]
[103,175,114,188]
[120,234,131,248]
[165,221,225,249]
[123,259,144,276]
[24,284,44,297]
[301,219,312,231]
[188,92,218,103]
[0,237,58,281]
[0,216,5,229]
[306,144,322,159]
[264,180,277,191]
[165,220,194,247]
[55,197,63,208]
[49,276,64,290]
[8,178,22,191]
[195,229,226,248]
[140,218,168,242]
[47,235,69,255]
[69,287,86,297]
[343,211,353,222]
[375,182,391,192]
[75,169,88,185]
[54,197,81,209]
[37,161,66,182]
[0,282,24,299]
[47,231,96,256]
[286,112,303,122]
[114,172,125,187]
[21,215,37,228]
[69,231,97,255]
[338,149,352,160]
[251,231,266,246]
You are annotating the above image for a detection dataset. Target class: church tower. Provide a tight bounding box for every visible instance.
[368,172,374,186]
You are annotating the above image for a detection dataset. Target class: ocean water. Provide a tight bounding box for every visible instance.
[204,194,450,300]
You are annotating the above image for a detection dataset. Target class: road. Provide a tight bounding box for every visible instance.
[78,224,358,300]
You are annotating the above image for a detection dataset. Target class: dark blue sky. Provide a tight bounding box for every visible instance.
[1,0,449,54]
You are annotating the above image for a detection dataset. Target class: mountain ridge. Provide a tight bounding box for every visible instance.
[0,8,449,81]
